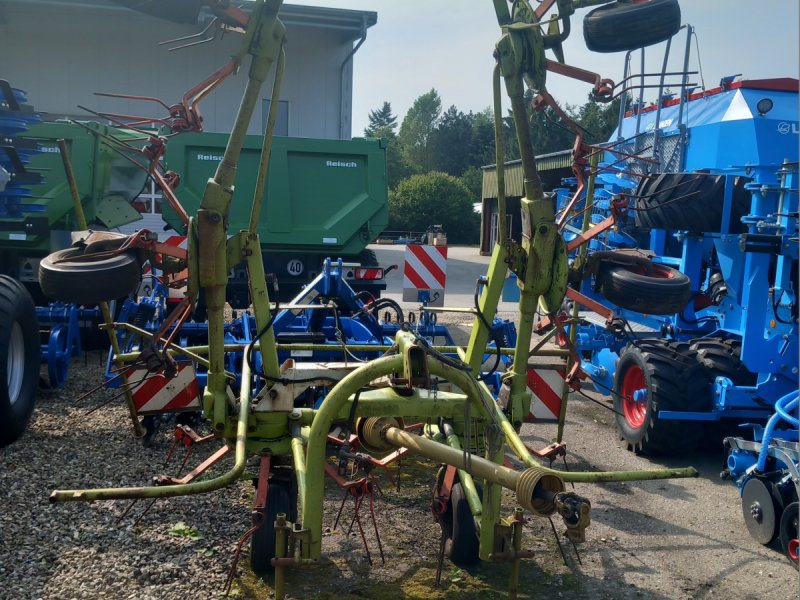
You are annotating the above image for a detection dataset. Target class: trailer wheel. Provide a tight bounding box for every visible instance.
[0,275,40,446]
[613,340,706,454]
[445,482,481,566]
[634,173,751,233]
[598,261,690,315]
[583,0,681,53]
[39,247,141,305]
[779,501,799,567]
[250,481,295,573]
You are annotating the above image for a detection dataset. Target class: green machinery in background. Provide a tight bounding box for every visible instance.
[161,132,389,303]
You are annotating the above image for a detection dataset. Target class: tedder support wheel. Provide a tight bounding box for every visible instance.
[445,481,481,566]
[779,501,799,567]
[250,481,296,573]
[0,275,40,446]
[598,261,691,315]
[634,173,751,233]
[583,0,681,53]
[39,247,141,306]
[613,339,706,454]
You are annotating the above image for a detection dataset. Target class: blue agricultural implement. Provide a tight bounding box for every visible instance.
[550,23,798,563]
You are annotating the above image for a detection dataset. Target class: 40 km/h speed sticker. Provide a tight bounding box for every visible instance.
[287,259,304,276]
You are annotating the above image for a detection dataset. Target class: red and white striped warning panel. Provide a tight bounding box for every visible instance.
[129,363,200,415]
[525,364,566,423]
[402,244,447,307]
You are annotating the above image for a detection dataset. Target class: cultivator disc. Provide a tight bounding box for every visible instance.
[741,477,780,545]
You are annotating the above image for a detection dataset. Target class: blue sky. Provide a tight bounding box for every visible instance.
[295,0,800,135]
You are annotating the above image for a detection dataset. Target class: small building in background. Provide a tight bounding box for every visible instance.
[479,150,574,254]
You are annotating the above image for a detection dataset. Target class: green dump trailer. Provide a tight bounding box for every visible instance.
[161,133,390,303]
[0,120,145,302]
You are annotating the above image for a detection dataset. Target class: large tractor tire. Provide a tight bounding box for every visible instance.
[583,0,681,53]
[39,247,141,305]
[634,173,751,233]
[690,337,756,449]
[0,275,40,446]
[598,260,690,315]
[613,339,707,454]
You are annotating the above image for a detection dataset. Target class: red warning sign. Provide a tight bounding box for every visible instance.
[402,244,447,306]
[129,363,201,415]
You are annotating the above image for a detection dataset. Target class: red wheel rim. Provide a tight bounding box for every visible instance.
[789,538,799,563]
[627,263,675,279]
[620,365,647,428]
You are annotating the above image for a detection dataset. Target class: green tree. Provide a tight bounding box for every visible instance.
[460,165,484,203]
[429,105,473,176]
[397,89,442,174]
[388,171,479,244]
[364,101,398,137]
[364,101,410,189]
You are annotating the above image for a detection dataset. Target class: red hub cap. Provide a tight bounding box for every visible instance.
[789,538,799,563]
[621,365,647,428]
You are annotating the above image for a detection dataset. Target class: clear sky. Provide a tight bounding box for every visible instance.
[294,0,800,135]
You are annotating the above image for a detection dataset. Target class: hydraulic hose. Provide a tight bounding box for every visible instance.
[755,391,799,473]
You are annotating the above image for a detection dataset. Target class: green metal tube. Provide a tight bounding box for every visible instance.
[49,361,254,502]
[302,354,403,556]
[440,422,482,518]
[486,385,698,482]
[248,46,285,233]
[492,63,508,245]
[290,434,307,519]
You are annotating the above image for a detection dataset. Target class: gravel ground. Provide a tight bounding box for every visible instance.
[1,315,798,599]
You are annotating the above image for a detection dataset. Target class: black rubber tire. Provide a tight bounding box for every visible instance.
[583,0,681,53]
[613,339,707,454]
[445,482,481,566]
[634,173,751,233]
[779,501,799,567]
[0,275,40,446]
[691,338,756,387]
[39,247,141,305]
[250,482,294,573]
[358,249,379,267]
[690,337,756,449]
[598,261,691,315]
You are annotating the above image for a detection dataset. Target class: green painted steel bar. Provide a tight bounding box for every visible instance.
[302,351,498,558]
[557,149,600,442]
[58,138,144,438]
[440,422,483,518]
[303,353,403,556]
[480,443,505,561]
[464,243,509,371]
[242,237,280,378]
[290,428,307,520]
[485,380,699,482]
[493,63,508,245]
[197,0,285,431]
[248,45,285,233]
[50,360,254,502]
